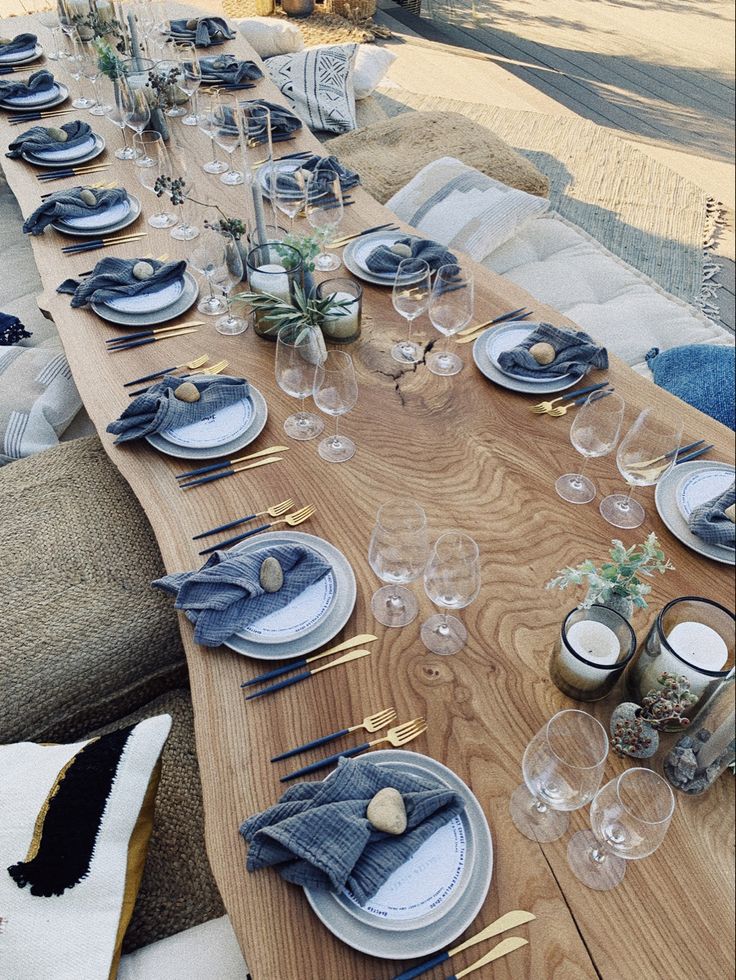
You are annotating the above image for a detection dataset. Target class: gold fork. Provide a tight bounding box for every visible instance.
[272,707,398,761]
[192,498,295,541]
[199,359,228,375]
[281,718,427,781]
[197,505,315,554]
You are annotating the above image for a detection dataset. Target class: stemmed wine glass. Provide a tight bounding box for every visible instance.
[121,59,152,153]
[190,229,228,316]
[154,58,187,117]
[421,531,481,655]
[212,232,246,335]
[368,499,429,628]
[38,11,62,60]
[427,265,474,376]
[79,40,109,116]
[312,350,358,464]
[510,709,609,843]
[391,259,430,364]
[567,768,675,890]
[197,91,227,175]
[176,42,201,126]
[270,163,306,233]
[133,130,177,229]
[104,72,136,160]
[61,30,94,111]
[306,169,343,271]
[212,94,244,185]
[275,323,326,441]
[600,408,683,529]
[555,391,625,504]
[168,155,200,242]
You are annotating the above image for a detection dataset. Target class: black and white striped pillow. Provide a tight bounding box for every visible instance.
[265,44,358,135]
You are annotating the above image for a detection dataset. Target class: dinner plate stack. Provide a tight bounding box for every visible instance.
[473,322,585,394]
[90,270,200,328]
[343,231,424,288]
[50,190,141,237]
[0,42,44,68]
[0,81,68,112]
[22,132,105,168]
[656,461,735,566]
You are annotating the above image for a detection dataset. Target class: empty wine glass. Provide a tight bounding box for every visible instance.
[104,73,136,160]
[391,259,430,364]
[133,130,177,229]
[79,40,109,116]
[213,233,246,335]
[61,30,94,110]
[275,323,326,441]
[190,229,227,316]
[270,163,306,234]
[510,709,609,843]
[567,768,675,890]
[154,58,187,117]
[212,94,243,185]
[368,499,429,628]
[197,90,227,175]
[555,391,625,504]
[122,59,152,149]
[168,163,200,242]
[600,408,683,529]
[306,169,343,271]
[421,531,481,655]
[176,42,201,126]
[312,350,358,463]
[427,265,474,376]
[38,11,61,60]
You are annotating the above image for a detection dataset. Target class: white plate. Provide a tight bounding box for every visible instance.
[259,159,306,200]
[656,461,735,566]
[160,397,253,449]
[0,43,43,66]
[92,272,198,328]
[105,278,185,314]
[53,196,141,238]
[486,323,573,384]
[343,232,424,288]
[23,132,105,168]
[472,327,585,395]
[675,467,735,552]
[1,81,66,109]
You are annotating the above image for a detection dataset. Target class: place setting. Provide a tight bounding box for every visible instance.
[0,31,44,69]
[195,53,263,89]
[6,117,105,169]
[22,181,140,238]
[342,230,459,288]
[656,459,735,565]
[0,67,68,113]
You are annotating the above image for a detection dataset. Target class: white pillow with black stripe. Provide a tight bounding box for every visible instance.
[264,44,358,134]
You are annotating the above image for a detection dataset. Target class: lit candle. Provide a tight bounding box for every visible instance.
[558,620,621,691]
[321,291,360,340]
[248,263,291,304]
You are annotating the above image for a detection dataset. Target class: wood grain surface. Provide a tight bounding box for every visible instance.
[3,10,734,979]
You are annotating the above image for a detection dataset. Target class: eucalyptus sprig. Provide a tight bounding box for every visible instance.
[274,231,322,272]
[94,39,125,80]
[233,282,353,337]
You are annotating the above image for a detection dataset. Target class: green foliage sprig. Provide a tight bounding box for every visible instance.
[233,282,352,337]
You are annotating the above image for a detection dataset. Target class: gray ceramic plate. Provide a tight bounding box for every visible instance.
[1,82,68,112]
[23,133,105,168]
[223,530,356,661]
[145,383,268,460]
[304,750,493,960]
[655,460,735,566]
[485,322,574,385]
[52,193,141,238]
[343,231,418,287]
[91,272,198,327]
[0,43,44,67]
[472,326,585,394]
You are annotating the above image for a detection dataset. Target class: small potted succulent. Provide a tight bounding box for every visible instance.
[610,672,698,759]
[546,533,673,621]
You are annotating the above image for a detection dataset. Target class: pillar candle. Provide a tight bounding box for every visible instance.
[643,622,729,697]
[322,292,360,339]
[557,620,621,691]
[249,264,291,304]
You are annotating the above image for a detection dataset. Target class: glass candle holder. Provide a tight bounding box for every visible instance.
[246,243,304,340]
[627,597,735,728]
[315,278,362,344]
[550,606,637,701]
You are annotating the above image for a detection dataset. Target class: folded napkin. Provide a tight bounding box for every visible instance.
[196,54,262,84]
[57,257,186,309]
[366,236,458,276]
[277,154,359,194]
[0,311,32,345]
[169,16,235,47]
[154,541,333,647]
[240,757,466,905]
[0,68,56,103]
[24,186,128,236]
[241,98,302,143]
[0,32,38,61]
[688,481,735,548]
[7,120,94,160]
[497,322,609,378]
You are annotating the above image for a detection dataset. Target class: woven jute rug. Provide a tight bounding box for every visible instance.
[221,0,390,43]
[372,86,725,316]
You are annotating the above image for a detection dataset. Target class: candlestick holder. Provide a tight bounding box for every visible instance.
[626,597,735,729]
[315,279,362,343]
[550,606,637,701]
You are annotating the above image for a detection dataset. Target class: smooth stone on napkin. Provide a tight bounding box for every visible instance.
[688,481,736,548]
[240,757,465,906]
[23,186,128,236]
[7,120,94,160]
[196,54,263,84]
[497,322,609,378]
[276,154,360,194]
[0,68,56,103]
[0,32,37,61]
[153,542,332,648]
[169,16,235,47]
[240,98,302,143]
[365,236,458,276]
[56,257,186,308]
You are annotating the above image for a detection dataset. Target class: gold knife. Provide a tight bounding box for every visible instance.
[241,634,379,688]
[451,937,529,979]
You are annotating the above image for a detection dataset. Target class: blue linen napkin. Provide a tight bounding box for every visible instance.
[169,16,235,47]
[241,99,302,143]
[107,373,249,445]
[240,756,466,905]
[153,542,333,647]
[0,33,38,59]
[23,186,128,235]
[0,311,32,345]
[0,68,56,102]
[57,257,187,308]
[276,155,359,195]
[366,236,458,276]
[688,482,735,548]
[6,120,93,160]
[196,54,262,84]
[497,322,609,378]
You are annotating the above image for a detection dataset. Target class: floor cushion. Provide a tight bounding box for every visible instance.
[352,44,396,100]
[325,111,550,204]
[0,436,186,744]
[118,916,248,980]
[264,43,358,134]
[90,690,225,954]
[235,16,304,58]
[645,345,735,430]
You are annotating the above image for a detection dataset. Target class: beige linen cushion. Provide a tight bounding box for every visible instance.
[326,110,550,203]
[265,43,358,133]
[118,916,248,980]
[235,16,304,57]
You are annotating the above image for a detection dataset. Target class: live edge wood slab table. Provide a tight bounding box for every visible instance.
[3,10,734,978]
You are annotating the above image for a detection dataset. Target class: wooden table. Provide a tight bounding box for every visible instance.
[3,10,734,978]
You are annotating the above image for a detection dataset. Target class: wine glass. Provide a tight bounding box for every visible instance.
[122,59,152,150]
[190,229,228,316]
[240,102,272,179]
[275,323,326,441]
[167,153,200,242]
[312,350,358,464]
[197,90,227,175]
[38,11,61,60]
[133,130,177,229]
[391,259,430,364]
[213,233,247,335]
[306,169,343,271]
[79,40,109,116]
[421,531,481,655]
[270,163,306,234]
[510,709,609,843]
[427,265,474,376]
[212,94,243,185]
[104,72,136,160]
[368,499,429,628]
[61,30,94,110]
[600,408,683,529]
[176,42,201,126]
[567,768,675,890]
[555,391,626,504]
[154,58,187,117]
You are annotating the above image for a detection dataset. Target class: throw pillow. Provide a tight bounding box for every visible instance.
[236,17,304,57]
[0,343,81,465]
[0,715,172,980]
[352,44,396,99]
[645,345,735,430]
[387,156,550,260]
[265,44,358,134]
